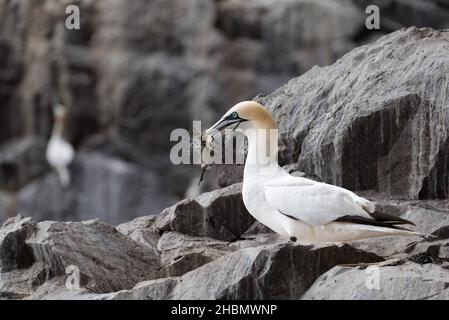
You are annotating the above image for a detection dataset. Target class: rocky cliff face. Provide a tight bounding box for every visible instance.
[1,183,449,300]
[1,28,449,300]
[1,0,449,224]
[225,27,449,201]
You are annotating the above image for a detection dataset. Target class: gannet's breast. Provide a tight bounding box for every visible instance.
[46,137,75,168]
[242,173,291,238]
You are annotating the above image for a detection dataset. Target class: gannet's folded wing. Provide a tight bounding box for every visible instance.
[264,181,374,226]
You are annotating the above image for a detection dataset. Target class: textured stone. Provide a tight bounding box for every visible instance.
[251,28,449,199]
[354,0,449,31]
[120,243,383,300]
[0,137,48,191]
[216,165,244,189]
[157,231,233,277]
[31,242,382,300]
[24,277,118,300]
[0,215,35,272]
[25,276,179,300]
[25,219,161,293]
[16,152,176,225]
[0,191,15,222]
[302,261,449,300]
[116,215,160,255]
[0,262,47,300]
[154,183,255,241]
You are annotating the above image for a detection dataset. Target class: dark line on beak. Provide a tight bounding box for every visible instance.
[233,120,243,132]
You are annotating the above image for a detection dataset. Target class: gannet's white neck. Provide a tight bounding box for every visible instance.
[245,128,278,163]
[51,112,66,138]
[243,127,281,180]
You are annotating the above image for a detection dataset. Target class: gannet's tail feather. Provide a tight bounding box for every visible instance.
[56,166,70,187]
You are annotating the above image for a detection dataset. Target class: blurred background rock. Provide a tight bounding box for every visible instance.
[0,0,448,224]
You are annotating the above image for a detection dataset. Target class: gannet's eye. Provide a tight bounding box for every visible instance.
[231,112,238,119]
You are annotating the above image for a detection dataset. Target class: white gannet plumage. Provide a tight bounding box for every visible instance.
[205,101,424,244]
[46,101,75,187]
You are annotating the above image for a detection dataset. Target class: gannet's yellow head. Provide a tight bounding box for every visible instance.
[52,96,68,122]
[53,104,68,126]
[205,101,277,135]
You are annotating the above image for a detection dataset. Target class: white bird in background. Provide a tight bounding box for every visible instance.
[205,101,425,244]
[46,100,75,187]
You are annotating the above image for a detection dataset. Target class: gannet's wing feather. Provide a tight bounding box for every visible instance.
[334,215,413,230]
[264,177,374,226]
[368,210,416,226]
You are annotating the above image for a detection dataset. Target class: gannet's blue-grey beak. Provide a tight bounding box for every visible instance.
[205,111,248,136]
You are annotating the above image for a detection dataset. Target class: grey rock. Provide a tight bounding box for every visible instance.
[26,219,161,293]
[116,215,160,254]
[120,242,383,300]
[0,262,47,300]
[118,217,231,278]
[0,215,35,272]
[354,0,449,31]
[0,136,48,191]
[157,231,233,259]
[216,0,364,75]
[401,221,449,264]
[159,250,225,278]
[26,276,180,300]
[119,216,238,278]
[0,216,48,299]
[17,173,78,223]
[116,278,180,300]
[241,221,276,237]
[25,277,118,300]
[0,191,15,223]
[27,240,382,300]
[405,240,449,265]
[426,289,449,300]
[216,165,244,188]
[229,233,283,250]
[157,231,234,277]
[17,152,177,225]
[154,183,255,241]
[302,260,449,300]
[223,28,449,200]
[53,277,182,300]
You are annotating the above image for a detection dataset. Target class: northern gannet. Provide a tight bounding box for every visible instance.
[46,100,75,187]
[205,101,424,244]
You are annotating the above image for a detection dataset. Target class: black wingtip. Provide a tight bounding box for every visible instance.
[382,220,416,227]
[370,210,416,226]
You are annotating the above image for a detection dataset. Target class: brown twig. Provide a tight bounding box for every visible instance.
[198,163,210,186]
